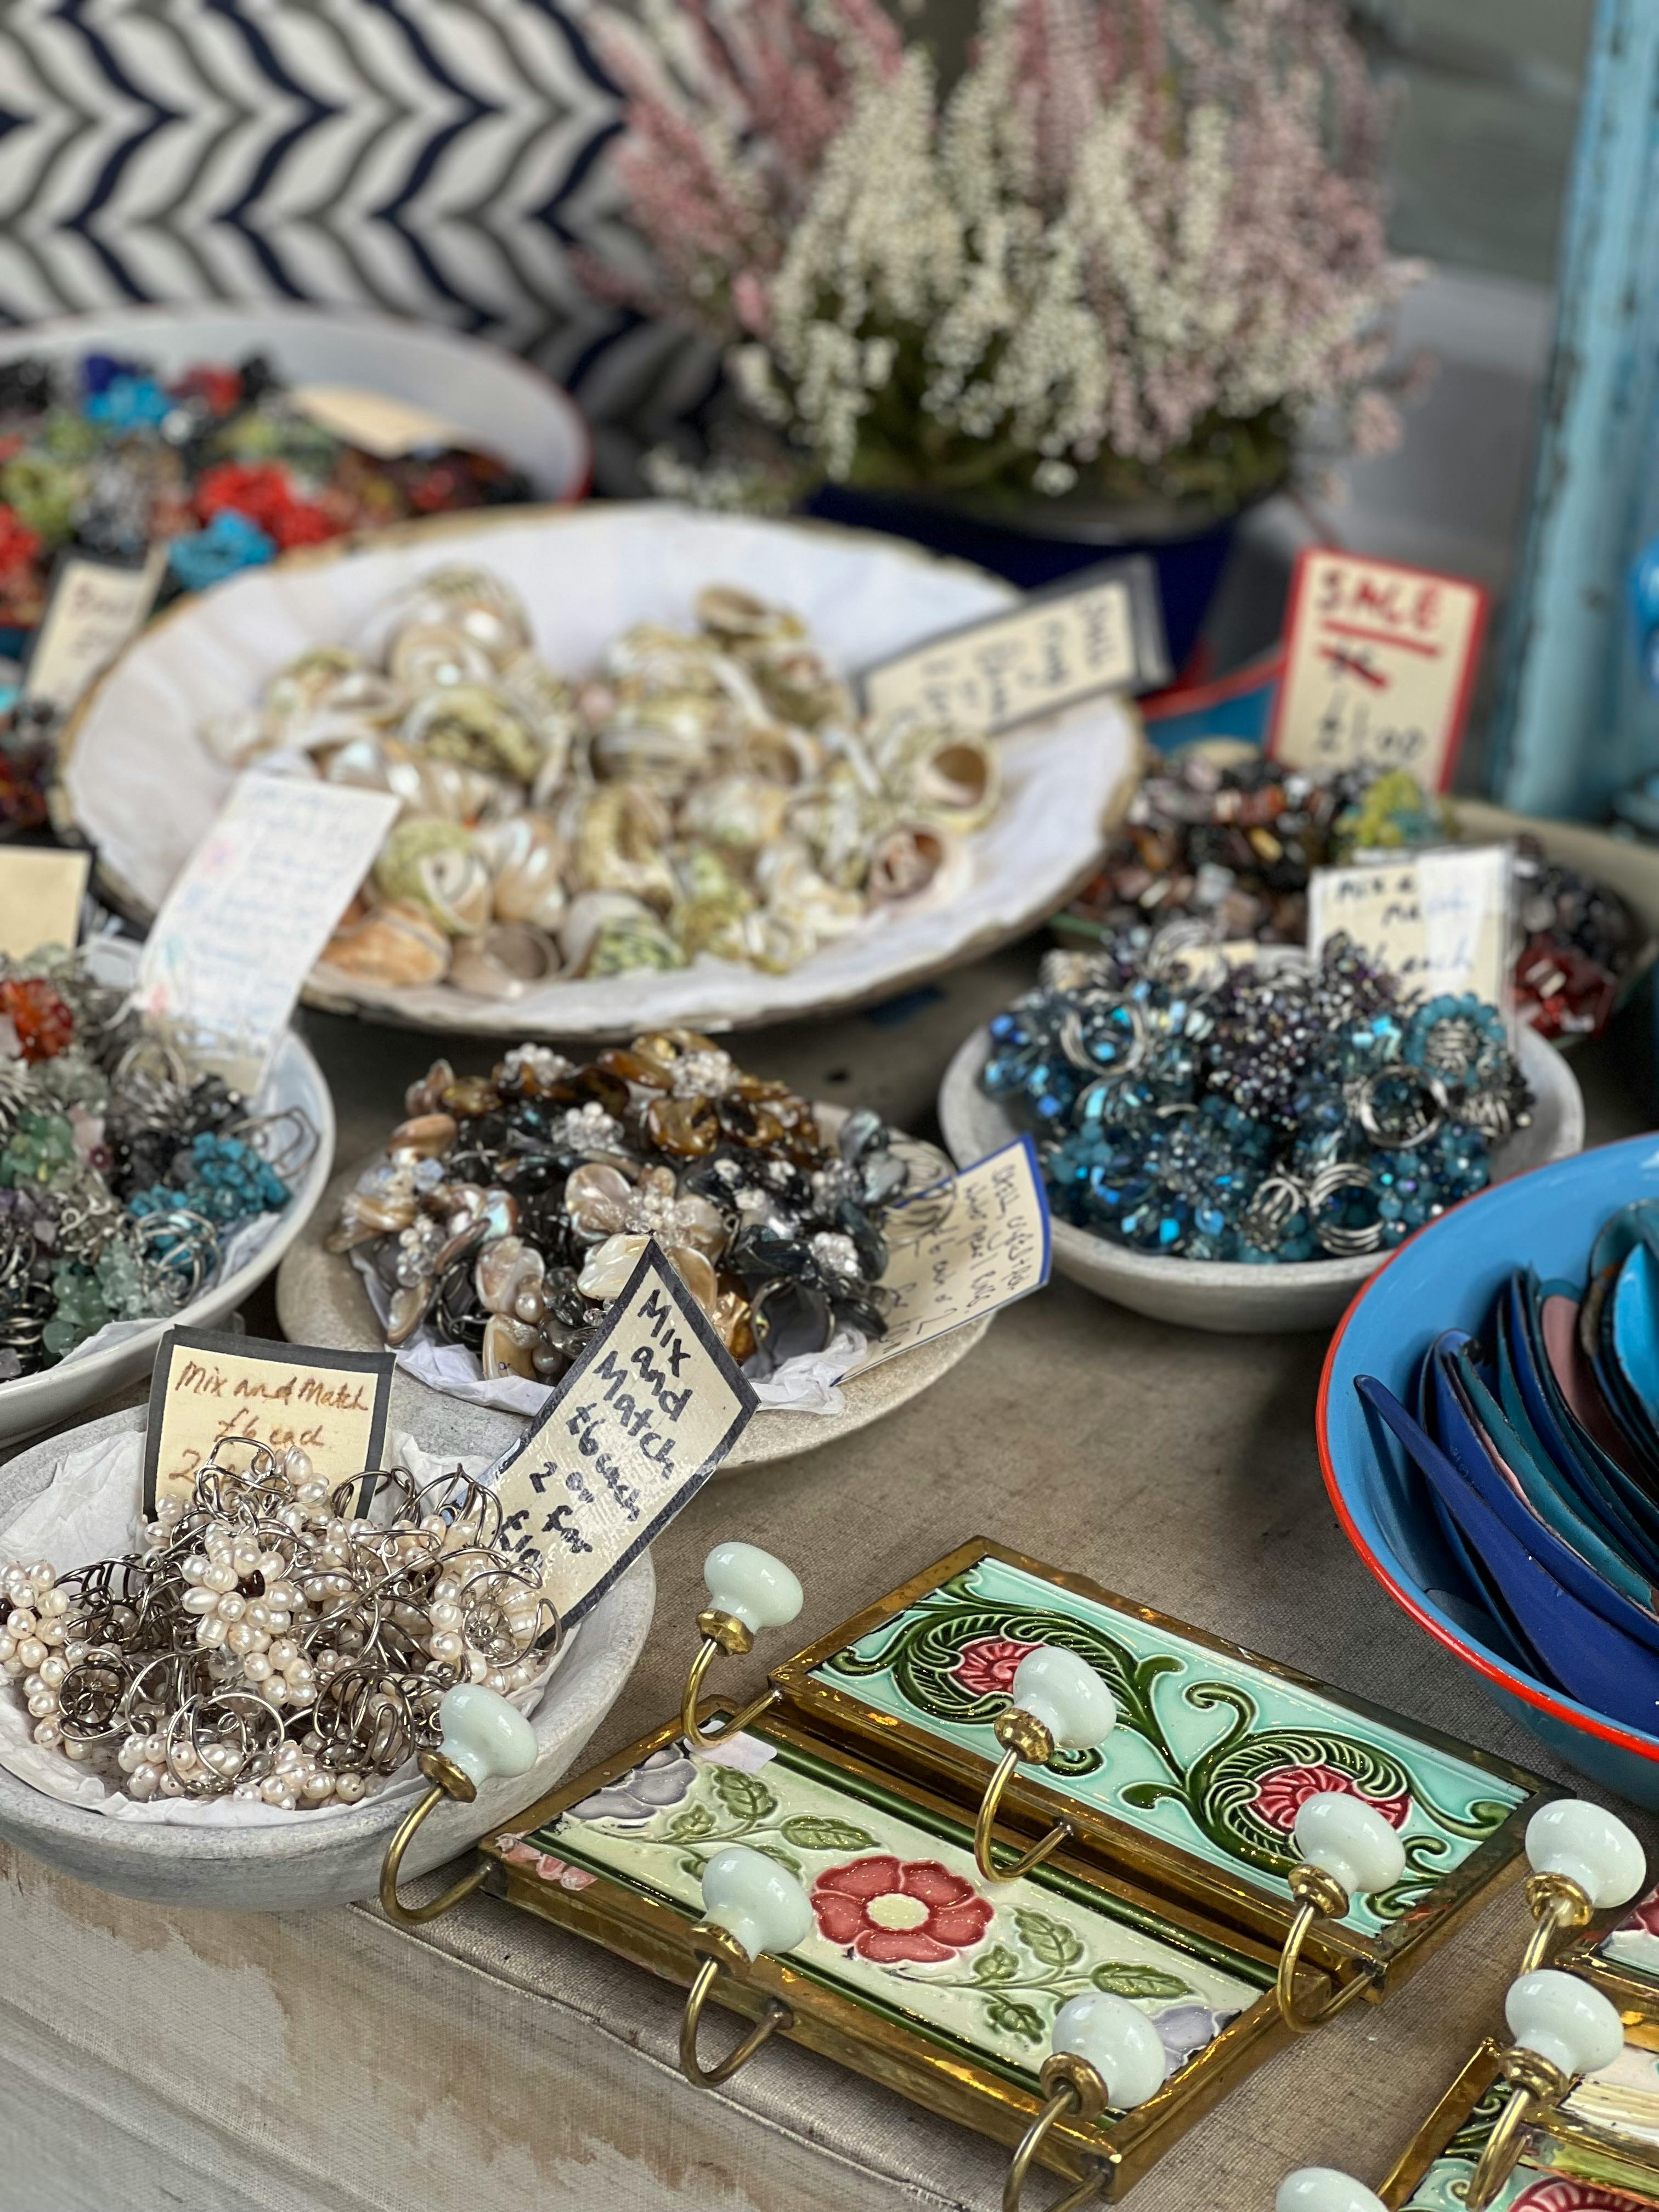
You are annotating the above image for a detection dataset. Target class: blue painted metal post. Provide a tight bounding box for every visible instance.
[1491,0,1659,820]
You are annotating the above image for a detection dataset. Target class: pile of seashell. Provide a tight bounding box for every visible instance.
[330,1029,943,1385]
[204,567,1002,995]
[0,1437,558,1812]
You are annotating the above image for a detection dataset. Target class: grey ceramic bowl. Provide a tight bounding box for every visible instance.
[0,1406,654,1911]
[938,1022,1585,1335]
[277,1148,990,1474]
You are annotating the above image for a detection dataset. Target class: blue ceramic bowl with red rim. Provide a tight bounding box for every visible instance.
[1318,1131,1659,1806]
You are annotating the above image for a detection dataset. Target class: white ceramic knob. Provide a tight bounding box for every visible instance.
[1504,1968,1624,2079]
[1292,1792,1407,1898]
[1051,1991,1167,2109]
[1526,1799,1647,1910]
[1276,2171,1387,2212]
[703,1542,803,1636]
[700,1844,814,1962]
[436,1682,537,1791]
[1011,1646,1117,1753]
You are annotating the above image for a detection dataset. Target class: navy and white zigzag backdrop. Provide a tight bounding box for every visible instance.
[0,1,713,438]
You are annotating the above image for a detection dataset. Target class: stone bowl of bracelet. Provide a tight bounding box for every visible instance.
[0,936,336,1448]
[0,1407,653,1911]
[938,932,1585,1335]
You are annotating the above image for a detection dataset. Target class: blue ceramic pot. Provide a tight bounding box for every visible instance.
[804,481,1240,674]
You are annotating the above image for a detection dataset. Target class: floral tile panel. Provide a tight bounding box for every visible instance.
[510,1732,1262,2089]
[1598,1889,1659,1991]
[1566,2039,1659,2154]
[812,1555,1527,1938]
[1402,2065,1659,2210]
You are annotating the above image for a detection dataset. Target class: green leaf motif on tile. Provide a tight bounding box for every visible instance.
[678,1855,709,1880]
[1014,1908,1084,1970]
[1090,1963,1191,2000]
[710,1767,778,1824]
[755,1844,803,1877]
[985,1996,1047,2044]
[778,1816,880,1852]
[970,1944,1022,1985]
[667,1803,716,1841]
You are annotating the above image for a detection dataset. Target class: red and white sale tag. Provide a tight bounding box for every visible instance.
[1268,549,1488,791]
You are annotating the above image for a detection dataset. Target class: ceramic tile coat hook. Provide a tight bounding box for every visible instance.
[1002,1992,1166,2212]
[379,1683,538,1927]
[680,1541,803,1753]
[679,1846,814,2087]
[1520,1799,1646,1973]
[974,1645,1117,1884]
[1276,1793,1407,2033]
[1276,2171,1387,2212]
[1464,1970,1624,2210]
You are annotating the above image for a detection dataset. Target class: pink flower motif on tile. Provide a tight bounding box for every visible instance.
[1251,1763,1410,1835]
[493,1836,595,1889]
[1511,2180,1642,2209]
[811,1855,995,1965]
[951,1636,1040,1698]
[1616,1889,1659,1939]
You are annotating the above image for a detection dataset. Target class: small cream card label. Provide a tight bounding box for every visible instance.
[137,774,400,1092]
[1307,843,1514,1012]
[859,557,1170,732]
[0,846,89,960]
[854,1136,1051,1374]
[1269,548,1489,790]
[488,1245,758,1627]
[142,1328,393,1516]
[289,383,477,459]
[22,546,167,716]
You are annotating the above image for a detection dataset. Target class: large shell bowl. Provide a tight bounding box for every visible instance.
[62,505,1141,1041]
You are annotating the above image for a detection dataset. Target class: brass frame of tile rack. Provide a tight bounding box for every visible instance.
[770,1539,1548,1991]
[481,1700,1296,2200]
[1381,2034,1659,2209]
[1568,1940,1659,2054]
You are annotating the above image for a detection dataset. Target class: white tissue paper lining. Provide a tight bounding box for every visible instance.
[0,1425,565,1827]
[348,1244,867,1418]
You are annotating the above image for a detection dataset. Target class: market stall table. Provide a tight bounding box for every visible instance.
[2,943,1652,2212]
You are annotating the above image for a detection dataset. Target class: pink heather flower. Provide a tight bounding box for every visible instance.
[588,0,1412,484]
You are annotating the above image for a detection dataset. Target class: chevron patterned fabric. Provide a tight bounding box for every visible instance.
[0,1,712,438]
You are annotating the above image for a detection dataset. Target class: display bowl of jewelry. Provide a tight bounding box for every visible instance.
[0,1409,652,1909]
[1058,755,1653,1048]
[939,929,1583,1334]
[0,936,334,1444]
[275,1030,991,1472]
[0,303,588,626]
[60,504,1139,1037]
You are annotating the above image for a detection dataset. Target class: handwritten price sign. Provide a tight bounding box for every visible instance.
[487,1245,757,1626]
[1269,550,1489,791]
[143,1329,393,1516]
[859,558,1169,733]
[855,1136,1051,1372]
[1307,844,1514,1017]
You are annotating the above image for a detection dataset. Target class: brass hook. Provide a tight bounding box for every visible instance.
[1464,2050,1569,2211]
[679,1922,794,2087]
[379,1749,488,1928]
[975,1708,1074,1885]
[1275,1867,1378,2034]
[1003,2054,1108,2212]
[1518,1871,1593,1976]
[681,1605,780,1753]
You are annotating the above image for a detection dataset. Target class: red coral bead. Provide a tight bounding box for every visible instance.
[0,976,75,1062]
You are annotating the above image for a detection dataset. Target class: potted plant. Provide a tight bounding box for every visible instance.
[590,0,1415,667]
